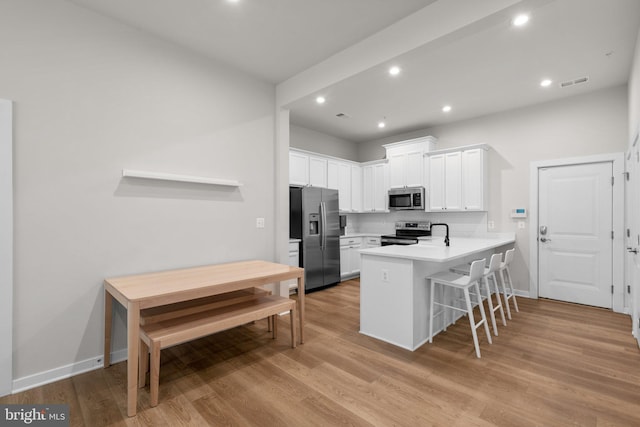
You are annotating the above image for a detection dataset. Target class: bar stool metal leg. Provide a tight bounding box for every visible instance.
[474,280,492,346]
[462,287,482,358]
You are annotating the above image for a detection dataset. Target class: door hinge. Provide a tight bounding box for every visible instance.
[611,231,614,240]
[611,176,614,186]
[611,285,614,294]
[628,285,632,294]
[628,228,631,238]
[625,172,630,181]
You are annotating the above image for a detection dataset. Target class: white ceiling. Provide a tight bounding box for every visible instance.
[69,0,437,83]
[69,0,640,143]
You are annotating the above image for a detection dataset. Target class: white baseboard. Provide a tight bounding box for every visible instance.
[11,349,128,394]
[514,289,530,298]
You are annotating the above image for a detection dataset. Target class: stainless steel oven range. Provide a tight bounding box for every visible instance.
[381,221,431,246]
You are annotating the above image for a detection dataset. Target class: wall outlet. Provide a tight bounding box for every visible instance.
[382,269,389,282]
[256,218,265,228]
[518,221,526,229]
[488,221,495,229]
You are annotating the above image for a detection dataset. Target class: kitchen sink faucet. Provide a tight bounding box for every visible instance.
[430,223,450,247]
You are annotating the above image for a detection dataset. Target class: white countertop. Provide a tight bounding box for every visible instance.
[359,234,515,263]
[341,233,382,238]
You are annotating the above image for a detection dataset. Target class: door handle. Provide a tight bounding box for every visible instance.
[627,247,639,254]
[540,237,551,242]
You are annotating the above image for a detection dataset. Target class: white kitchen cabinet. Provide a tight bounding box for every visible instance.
[289,149,328,188]
[308,155,327,187]
[338,162,352,211]
[444,151,462,210]
[427,144,488,211]
[388,152,406,189]
[351,165,362,212]
[363,236,381,248]
[384,136,437,189]
[461,148,487,211]
[282,240,301,295]
[340,245,350,277]
[388,149,424,188]
[289,151,309,186]
[362,161,388,212]
[340,236,362,279]
[328,159,357,212]
[373,163,388,211]
[327,160,340,190]
[428,151,462,211]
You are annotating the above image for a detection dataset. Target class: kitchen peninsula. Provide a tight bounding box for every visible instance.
[359,234,515,351]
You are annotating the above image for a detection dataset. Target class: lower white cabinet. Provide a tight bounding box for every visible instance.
[282,241,300,295]
[340,236,379,279]
[363,236,381,248]
[340,237,362,279]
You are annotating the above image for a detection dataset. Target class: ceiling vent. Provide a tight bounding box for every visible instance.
[336,113,351,119]
[560,76,589,88]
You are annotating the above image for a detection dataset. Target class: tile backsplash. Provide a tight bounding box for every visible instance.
[345,211,488,237]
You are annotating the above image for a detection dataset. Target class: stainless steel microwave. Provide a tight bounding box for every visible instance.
[388,187,425,210]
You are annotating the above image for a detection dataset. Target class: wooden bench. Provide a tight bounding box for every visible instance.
[140,287,271,325]
[138,294,297,407]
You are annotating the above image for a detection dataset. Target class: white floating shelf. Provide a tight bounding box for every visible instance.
[122,169,242,187]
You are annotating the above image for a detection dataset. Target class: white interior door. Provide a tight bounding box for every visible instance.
[0,99,13,396]
[538,162,613,308]
[627,137,640,345]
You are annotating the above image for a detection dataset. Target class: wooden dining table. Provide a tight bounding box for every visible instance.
[103,259,305,417]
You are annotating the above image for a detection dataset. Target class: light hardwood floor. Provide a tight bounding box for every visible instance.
[3,279,640,426]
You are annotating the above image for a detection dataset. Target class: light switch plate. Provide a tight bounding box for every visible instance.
[256,218,265,228]
[518,221,526,229]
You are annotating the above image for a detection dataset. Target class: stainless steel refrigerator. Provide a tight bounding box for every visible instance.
[290,186,341,292]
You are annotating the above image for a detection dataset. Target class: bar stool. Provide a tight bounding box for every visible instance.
[499,248,519,319]
[427,259,492,358]
[450,253,507,336]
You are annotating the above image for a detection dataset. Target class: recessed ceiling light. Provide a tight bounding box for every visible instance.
[540,79,552,87]
[227,0,240,3]
[389,66,401,76]
[512,14,529,27]
[315,96,326,104]
[378,121,386,129]
[442,105,452,113]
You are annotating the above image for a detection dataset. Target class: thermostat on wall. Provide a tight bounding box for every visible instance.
[510,208,527,218]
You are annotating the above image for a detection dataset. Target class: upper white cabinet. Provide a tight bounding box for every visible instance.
[383,136,437,189]
[351,165,363,212]
[461,148,487,211]
[289,150,309,186]
[328,159,360,212]
[362,161,388,212]
[308,155,327,187]
[289,150,328,188]
[291,148,361,212]
[426,144,488,212]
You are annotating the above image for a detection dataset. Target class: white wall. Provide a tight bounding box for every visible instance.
[0,0,276,385]
[358,85,629,293]
[627,25,640,344]
[0,100,13,396]
[290,124,359,161]
[631,28,640,138]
